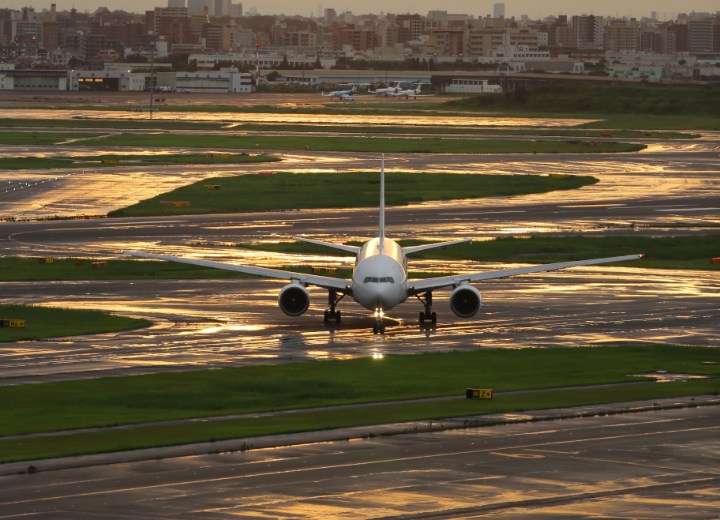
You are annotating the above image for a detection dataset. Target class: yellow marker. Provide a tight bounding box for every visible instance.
[466,388,493,399]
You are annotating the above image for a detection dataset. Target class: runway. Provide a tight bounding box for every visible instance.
[0,405,717,518]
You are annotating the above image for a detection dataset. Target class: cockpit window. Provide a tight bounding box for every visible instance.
[363,276,395,283]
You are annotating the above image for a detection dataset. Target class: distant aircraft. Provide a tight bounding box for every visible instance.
[321,83,357,101]
[391,82,432,99]
[124,156,643,334]
[368,82,400,96]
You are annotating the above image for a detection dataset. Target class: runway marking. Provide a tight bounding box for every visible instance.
[526,448,581,455]
[656,207,720,212]
[101,220,188,226]
[490,451,545,459]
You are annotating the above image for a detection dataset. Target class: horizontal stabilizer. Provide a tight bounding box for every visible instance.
[403,239,472,255]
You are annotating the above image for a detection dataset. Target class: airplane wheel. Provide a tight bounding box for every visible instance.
[419,312,425,324]
[431,312,437,325]
[323,310,329,324]
[373,323,378,334]
[380,325,386,334]
[336,310,341,323]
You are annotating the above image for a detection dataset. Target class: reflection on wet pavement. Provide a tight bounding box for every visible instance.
[0,266,717,384]
[1,108,595,127]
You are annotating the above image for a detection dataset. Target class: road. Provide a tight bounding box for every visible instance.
[0,405,717,519]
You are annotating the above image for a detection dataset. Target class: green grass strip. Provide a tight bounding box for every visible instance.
[74,132,645,154]
[445,84,720,116]
[2,345,718,437]
[0,132,101,146]
[108,171,597,217]
[0,258,255,282]
[0,346,718,462]
[0,304,151,342]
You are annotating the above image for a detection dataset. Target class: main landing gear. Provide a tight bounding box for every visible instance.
[323,290,344,325]
[416,291,437,326]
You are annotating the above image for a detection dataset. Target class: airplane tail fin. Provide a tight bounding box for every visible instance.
[379,154,385,251]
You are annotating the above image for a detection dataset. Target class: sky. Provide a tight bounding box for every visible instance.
[6,0,719,19]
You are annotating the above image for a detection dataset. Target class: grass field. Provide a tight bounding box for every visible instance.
[446,84,720,130]
[75,132,645,154]
[0,257,255,282]
[1,345,718,462]
[108,171,598,217]
[447,84,720,116]
[0,304,151,342]
[0,132,101,146]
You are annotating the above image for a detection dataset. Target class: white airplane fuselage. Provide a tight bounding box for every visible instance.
[351,237,408,311]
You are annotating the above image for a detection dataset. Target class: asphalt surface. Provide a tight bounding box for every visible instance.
[1,403,717,519]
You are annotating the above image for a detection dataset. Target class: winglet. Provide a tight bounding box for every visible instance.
[379,154,385,251]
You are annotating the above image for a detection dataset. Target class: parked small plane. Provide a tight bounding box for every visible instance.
[368,82,401,96]
[321,83,357,101]
[124,156,643,334]
[391,82,432,99]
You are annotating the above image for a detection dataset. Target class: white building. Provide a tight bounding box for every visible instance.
[446,78,502,93]
[175,68,252,92]
[70,70,146,91]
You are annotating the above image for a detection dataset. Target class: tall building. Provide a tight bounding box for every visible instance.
[214,0,231,17]
[188,0,213,17]
[572,14,604,50]
[606,20,639,51]
[493,3,505,19]
[688,17,716,53]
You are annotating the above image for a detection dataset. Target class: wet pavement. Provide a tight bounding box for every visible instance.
[1,266,717,385]
[0,404,717,519]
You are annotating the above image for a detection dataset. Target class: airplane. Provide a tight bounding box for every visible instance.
[123,156,643,334]
[368,81,402,96]
[391,82,432,99]
[321,83,357,101]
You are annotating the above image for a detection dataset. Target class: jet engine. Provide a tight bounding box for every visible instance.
[449,285,482,318]
[278,283,310,316]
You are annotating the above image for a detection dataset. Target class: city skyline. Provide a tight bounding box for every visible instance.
[3,0,719,19]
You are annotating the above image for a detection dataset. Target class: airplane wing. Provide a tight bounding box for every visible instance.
[293,237,360,254]
[408,254,643,294]
[123,251,350,292]
[403,239,472,255]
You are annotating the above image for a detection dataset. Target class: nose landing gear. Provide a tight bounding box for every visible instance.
[372,308,385,334]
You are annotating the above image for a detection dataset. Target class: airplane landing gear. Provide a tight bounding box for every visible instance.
[372,308,385,334]
[416,291,437,325]
[323,290,344,324]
